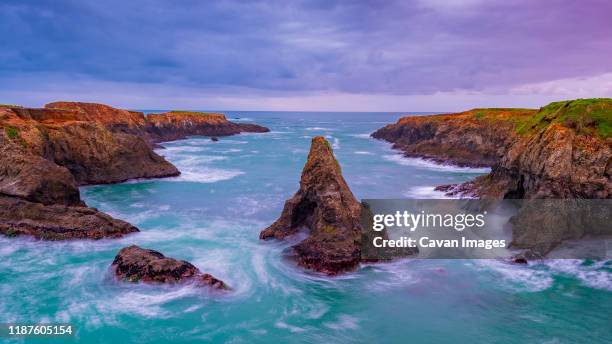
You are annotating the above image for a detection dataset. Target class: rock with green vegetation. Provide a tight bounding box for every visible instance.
[373,98,611,199]
[260,136,363,275]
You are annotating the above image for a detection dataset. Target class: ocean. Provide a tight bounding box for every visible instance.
[1,111,610,343]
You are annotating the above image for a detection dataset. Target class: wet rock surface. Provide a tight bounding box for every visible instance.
[260,136,363,275]
[111,245,228,289]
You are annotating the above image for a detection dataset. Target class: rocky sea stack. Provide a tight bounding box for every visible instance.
[111,245,228,290]
[260,136,362,275]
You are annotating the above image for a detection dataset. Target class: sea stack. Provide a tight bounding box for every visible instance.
[111,245,228,290]
[260,136,362,275]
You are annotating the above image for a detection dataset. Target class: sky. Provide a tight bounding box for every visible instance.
[1,0,611,111]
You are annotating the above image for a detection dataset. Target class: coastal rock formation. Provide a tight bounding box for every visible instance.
[145,111,269,143]
[0,196,138,240]
[260,136,362,274]
[1,101,270,241]
[1,104,179,184]
[0,132,138,240]
[373,98,612,256]
[373,100,611,199]
[372,108,535,167]
[111,245,228,289]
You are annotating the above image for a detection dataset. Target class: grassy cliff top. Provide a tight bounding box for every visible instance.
[515,98,612,138]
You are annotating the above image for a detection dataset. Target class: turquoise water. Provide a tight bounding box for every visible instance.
[1,112,611,343]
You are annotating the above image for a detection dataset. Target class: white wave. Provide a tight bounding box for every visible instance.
[383,154,491,173]
[104,285,201,318]
[473,260,553,292]
[275,321,306,333]
[544,259,612,291]
[350,133,372,139]
[332,137,340,149]
[305,127,333,131]
[324,314,360,330]
[232,117,253,121]
[404,186,455,199]
[173,168,244,183]
[353,151,373,155]
[161,146,208,153]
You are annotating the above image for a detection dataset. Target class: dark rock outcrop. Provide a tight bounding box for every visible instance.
[111,245,228,289]
[144,111,269,143]
[260,136,362,275]
[0,195,138,240]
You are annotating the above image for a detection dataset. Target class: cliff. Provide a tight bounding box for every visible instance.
[145,111,269,143]
[260,136,363,275]
[0,101,270,241]
[0,134,138,240]
[372,99,611,199]
[1,105,179,185]
[372,98,612,256]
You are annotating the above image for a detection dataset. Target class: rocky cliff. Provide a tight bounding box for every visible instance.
[0,101,270,241]
[260,136,363,275]
[372,98,612,256]
[0,134,138,240]
[111,245,228,289]
[145,111,269,143]
[373,99,611,199]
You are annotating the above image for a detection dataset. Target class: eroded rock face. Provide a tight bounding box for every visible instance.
[372,109,534,167]
[1,105,179,185]
[373,99,612,257]
[0,140,82,206]
[145,111,269,143]
[0,195,138,240]
[373,102,611,199]
[260,136,362,275]
[111,245,228,289]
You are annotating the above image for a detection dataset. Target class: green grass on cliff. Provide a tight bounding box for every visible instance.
[0,104,22,108]
[4,126,19,139]
[515,98,612,138]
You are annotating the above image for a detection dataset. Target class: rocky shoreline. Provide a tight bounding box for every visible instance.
[0,101,270,241]
[372,98,612,256]
[373,99,611,199]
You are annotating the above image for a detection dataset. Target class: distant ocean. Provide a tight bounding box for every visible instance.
[1,111,610,343]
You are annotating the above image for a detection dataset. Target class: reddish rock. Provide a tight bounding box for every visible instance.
[111,245,228,289]
[0,195,138,240]
[260,136,362,275]
[145,111,269,143]
[45,101,147,133]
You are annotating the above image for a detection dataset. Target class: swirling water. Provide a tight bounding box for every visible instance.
[1,111,610,343]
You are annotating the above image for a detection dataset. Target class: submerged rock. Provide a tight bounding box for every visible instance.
[211,136,219,142]
[111,245,228,289]
[260,136,362,275]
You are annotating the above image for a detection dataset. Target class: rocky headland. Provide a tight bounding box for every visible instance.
[373,99,611,199]
[0,101,270,240]
[145,111,269,143]
[372,98,612,256]
[111,245,228,289]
